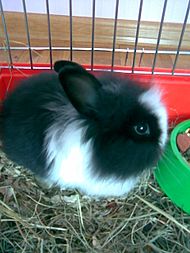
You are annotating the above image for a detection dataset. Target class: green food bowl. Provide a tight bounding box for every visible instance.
[155,119,190,214]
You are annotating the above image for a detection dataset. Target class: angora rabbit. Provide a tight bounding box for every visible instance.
[1,61,168,197]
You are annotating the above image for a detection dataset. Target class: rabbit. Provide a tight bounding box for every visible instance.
[0,60,168,197]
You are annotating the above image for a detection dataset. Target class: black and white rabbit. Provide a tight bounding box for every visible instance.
[1,61,168,197]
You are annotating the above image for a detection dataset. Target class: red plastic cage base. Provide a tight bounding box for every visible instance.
[1,64,190,127]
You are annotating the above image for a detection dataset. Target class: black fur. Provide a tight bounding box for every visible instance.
[82,74,162,178]
[1,61,165,182]
[1,73,67,176]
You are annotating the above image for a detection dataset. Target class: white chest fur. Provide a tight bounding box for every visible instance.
[44,122,137,197]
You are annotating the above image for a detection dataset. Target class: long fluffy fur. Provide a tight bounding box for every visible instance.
[45,121,138,197]
[1,64,168,197]
[138,86,168,148]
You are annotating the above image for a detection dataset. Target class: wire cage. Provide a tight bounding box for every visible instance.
[1,0,190,125]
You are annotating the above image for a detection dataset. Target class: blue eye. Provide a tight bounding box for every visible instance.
[133,122,150,136]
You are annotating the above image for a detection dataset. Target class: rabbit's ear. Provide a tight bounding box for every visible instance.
[54,60,84,73]
[54,61,101,116]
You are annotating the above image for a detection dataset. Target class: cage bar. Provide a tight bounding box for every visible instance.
[22,0,33,69]
[69,0,73,61]
[132,0,143,73]
[111,0,119,71]
[0,0,13,67]
[172,0,190,75]
[124,48,129,65]
[152,0,167,74]
[45,0,53,69]
[0,0,189,76]
[138,47,144,67]
[91,0,96,71]
[1,46,190,55]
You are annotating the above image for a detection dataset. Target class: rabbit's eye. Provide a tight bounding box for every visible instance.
[133,122,150,136]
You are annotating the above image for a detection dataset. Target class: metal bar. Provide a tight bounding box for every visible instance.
[111,0,119,71]
[22,0,33,69]
[138,47,144,67]
[172,0,190,75]
[91,0,96,71]
[45,0,53,69]
[0,0,13,67]
[1,64,190,76]
[124,48,129,65]
[1,46,190,55]
[152,0,167,74]
[69,0,73,61]
[132,0,143,73]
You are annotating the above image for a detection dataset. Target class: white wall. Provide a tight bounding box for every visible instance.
[2,0,190,23]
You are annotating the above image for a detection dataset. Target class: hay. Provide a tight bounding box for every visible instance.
[0,149,190,253]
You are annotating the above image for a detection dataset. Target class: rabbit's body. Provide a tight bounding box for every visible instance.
[1,61,168,197]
